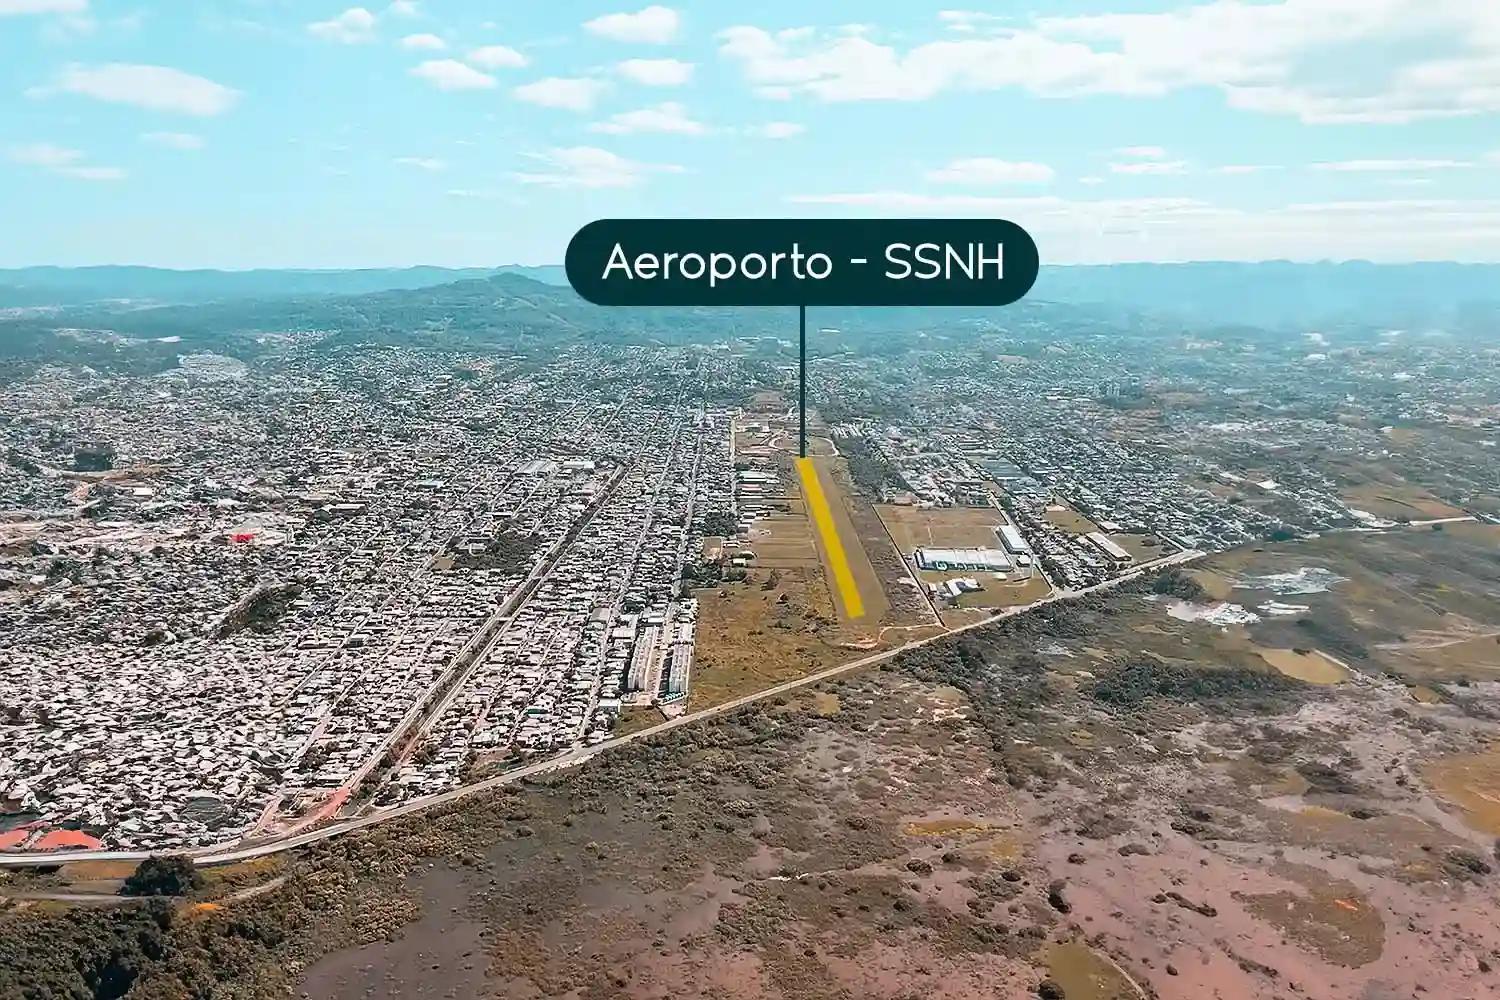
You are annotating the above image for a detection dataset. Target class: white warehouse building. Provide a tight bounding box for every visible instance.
[915,547,1012,573]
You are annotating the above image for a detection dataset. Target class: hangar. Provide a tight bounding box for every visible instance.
[914,547,1012,573]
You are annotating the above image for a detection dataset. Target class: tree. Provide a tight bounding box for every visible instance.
[121,854,203,897]
[1149,567,1205,600]
[700,509,737,537]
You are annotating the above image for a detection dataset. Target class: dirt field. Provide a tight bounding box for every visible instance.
[1343,481,1467,520]
[876,504,1008,553]
[1258,647,1352,684]
[1109,532,1170,563]
[613,705,666,737]
[1044,502,1099,534]
[744,511,818,569]
[919,570,1053,609]
[689,563,844,709]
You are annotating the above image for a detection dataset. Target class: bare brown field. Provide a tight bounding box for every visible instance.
[57,860,137,880]
[1257,647,1351,684]
[937,607,993,629]
[918,569,1053,609]
[1425,745,1500,835]
[745,512,818,569]
[1343,481,1466,520]
[1386,631,1500,680]
[1187,567,1236,600]
[688,563,843,710]
[1044,502,1099,534]
[1109,532,1169,563]
[1214,524,1500,685]
[613,705,666,737]
[875,504,1007,553]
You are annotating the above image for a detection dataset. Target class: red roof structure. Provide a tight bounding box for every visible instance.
[31,829,104,851]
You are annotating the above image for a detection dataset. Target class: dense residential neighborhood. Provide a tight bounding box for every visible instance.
[2,317,1495,851]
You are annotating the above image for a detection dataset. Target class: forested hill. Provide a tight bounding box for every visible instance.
[2,262,1497,372]
[0,264,566,308]
[6,261,1499,331]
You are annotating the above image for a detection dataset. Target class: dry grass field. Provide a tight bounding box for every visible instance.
[876,504,1009,552]
[1044,502,1099,534]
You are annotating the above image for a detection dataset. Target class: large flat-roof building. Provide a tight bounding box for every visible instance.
[915,547,1012,573]
[1085,531,1132,565]
[997,524,1030,555]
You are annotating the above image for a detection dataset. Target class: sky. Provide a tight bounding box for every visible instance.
[2,0,1499,268]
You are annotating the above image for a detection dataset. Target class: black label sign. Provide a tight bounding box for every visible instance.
[565,218,1039,307]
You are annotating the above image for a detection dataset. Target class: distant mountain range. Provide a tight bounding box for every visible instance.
[1028,261,1500,331]
[3,261,1497,333]
[0,264,567,308]
[1,262,1496,378]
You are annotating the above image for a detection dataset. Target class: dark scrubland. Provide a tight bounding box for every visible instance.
[5,530,1500,1000]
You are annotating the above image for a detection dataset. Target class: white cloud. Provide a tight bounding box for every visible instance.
[58,165,124,180]
[29,63,240,116]
[386,0,418,16]
[141,131,204,151]
[446,188,510,201]
[7,142,123,180]
[1114,145,1167,159]
[513,76,609,111]
[400,32,444,51]
[584,5,680,44]
[467,44,527,69]
[1311,158,1472,171]
[7,142,80,167]
[308,7,376,44]
[937,10,1008,34]
[0,0,86,13]
[590,101,705,135]
[513,145,684,188]
[718,2,1500,123]
[410,59,496,91]
[616,58,694,86]
[783,190,1500,262]
[926,157,1054,185]
[1109,159,1189,175]
[749,121,805,139]
[395,156,445,170]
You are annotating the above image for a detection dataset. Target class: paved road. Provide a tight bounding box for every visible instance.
[0,549,1201,869]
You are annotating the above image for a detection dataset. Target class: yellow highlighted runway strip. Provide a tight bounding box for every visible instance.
[795,456,865,619]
